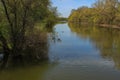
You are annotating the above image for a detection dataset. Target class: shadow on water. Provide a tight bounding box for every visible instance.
[0,62,58,80]
[0,23,59,80]
[69,23,120,69]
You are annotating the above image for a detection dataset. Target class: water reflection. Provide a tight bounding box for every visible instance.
[0,23,120,80]
[47,23,120,80]
[48,27,62,44]
[0,24,58,80]
[0,62,57,80]
[69,23,120,69]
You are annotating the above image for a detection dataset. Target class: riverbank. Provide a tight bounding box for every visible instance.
[68,21,120,30]
[99,24,120,29]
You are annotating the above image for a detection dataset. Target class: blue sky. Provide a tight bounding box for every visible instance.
[51,0,96,17]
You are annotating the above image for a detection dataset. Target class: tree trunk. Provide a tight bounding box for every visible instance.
[0,32,10,68]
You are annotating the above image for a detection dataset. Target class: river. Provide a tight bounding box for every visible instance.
[0,23,120,80]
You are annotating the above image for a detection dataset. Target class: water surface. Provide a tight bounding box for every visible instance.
[0,23,120,80]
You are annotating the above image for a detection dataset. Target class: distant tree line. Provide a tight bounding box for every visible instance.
[69,0,120,26]
[57,17,68,21]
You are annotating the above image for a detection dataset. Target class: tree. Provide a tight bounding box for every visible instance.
[0,0,57,67]
[68,0,120,25]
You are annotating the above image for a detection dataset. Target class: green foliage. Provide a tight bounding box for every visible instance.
[68,0,120,25]
[0,0,58,56]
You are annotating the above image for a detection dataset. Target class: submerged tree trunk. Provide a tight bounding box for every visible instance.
[0,32,10,68]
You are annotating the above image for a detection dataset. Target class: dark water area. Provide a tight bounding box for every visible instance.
[0,23,120,80]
